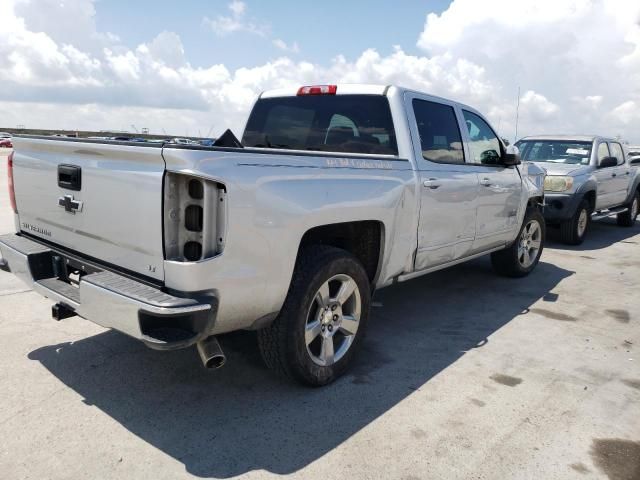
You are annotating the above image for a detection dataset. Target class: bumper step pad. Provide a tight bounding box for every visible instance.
[0,233,215,350]
[82,271,198,308]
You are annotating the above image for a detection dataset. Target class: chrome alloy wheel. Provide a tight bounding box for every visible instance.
[577,208,589,237]
[305,274,361,367]
[631,197,639,220]
[518,219,542,268]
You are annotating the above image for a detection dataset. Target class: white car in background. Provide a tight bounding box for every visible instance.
[170,137,199,145]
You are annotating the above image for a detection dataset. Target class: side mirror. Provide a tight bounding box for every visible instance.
[503,145,521,166]
[480,149,501,165]
[599,156,617,168]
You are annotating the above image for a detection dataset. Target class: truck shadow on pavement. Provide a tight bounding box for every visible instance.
[547,218,640,250]
[28,257,572,478]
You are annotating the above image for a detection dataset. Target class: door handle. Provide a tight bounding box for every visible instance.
[626,171,630,175]
[480,178,492,186]
[612,173,617,177]
[423,178,441,189]
[58,164,82,191]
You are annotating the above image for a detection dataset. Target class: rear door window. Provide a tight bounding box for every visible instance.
[412,99,464,164]
[597,142,611,166]
[242,95,398,156]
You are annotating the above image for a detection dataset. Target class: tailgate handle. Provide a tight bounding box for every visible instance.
[58,164,81,191]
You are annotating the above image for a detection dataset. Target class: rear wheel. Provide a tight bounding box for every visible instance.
[257,246,370,386]
[560,200,590,245]
[491,208,545,277]
[617,192,639,227]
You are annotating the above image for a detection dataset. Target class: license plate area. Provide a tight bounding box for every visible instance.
[51,253,99,287]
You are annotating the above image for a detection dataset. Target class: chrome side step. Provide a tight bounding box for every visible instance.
[592,206,628,221]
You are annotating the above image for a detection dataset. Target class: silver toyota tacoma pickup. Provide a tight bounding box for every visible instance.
[0,84,545,386]
[516,135,640,244]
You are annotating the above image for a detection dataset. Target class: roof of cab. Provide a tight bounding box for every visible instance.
[260,84,390,98]
[258,83,482,113]
[518,134,612,143]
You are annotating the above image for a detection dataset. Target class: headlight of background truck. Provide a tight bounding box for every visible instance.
[544,176,574,192]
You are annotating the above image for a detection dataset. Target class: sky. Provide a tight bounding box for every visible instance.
[0,0,639,142]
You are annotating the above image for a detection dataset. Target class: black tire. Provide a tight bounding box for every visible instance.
[560,199,590,245]
[491,208,545,278]
[257,246,371,386]
[617,191,639,227]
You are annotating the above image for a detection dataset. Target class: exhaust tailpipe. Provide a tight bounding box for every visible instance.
[197,336,226,369]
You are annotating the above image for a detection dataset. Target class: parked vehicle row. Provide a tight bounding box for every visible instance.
[0,83,633,388]
[3,134,215,147]
[86,136,215,146]
[516,135,640,244]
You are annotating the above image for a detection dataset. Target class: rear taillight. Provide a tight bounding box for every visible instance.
[7,151,16,213]
[297,85,337,96]
[163,173,226,262]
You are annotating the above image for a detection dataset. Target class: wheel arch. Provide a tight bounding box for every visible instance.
[626,176,640,204]
[572,177,597,213]
[527,195,544,210]
[297,220,385,286]
[581,189,596,212]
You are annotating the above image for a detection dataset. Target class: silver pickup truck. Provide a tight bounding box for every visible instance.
[516,135,640,244]
[0,84,545,386]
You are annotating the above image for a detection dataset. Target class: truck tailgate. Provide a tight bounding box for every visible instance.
[11,138,166,281]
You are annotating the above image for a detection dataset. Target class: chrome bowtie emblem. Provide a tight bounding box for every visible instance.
[58,194,83,214]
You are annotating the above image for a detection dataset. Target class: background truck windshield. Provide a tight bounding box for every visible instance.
[516,140,593,165]
[242,95,398,156]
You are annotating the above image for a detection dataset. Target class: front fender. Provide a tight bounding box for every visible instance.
[623,171,640,204]
[508,163,545,244]
[574,177,598,209]
[519,161,545,199]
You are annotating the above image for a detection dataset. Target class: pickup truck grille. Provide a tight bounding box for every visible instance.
[163,173,226,262]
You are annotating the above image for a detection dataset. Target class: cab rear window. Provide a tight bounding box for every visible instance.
[242,95,398,156]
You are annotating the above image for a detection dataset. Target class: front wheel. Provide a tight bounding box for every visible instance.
[617,192,639,227]
[560,200,590,244]
[257,246,371,386]
[491,209,545,277]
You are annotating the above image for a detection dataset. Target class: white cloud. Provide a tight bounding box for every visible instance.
[228,0,246,16]
[12,0,119,54]
[104,49,140,81]
[610,101,640,124]
[418,0,595,50]
[1,0,640,143]
[144,31,186,68]
[414,0,640,140]
[273,39,300,53]
[519,91,559,120]
[203,1,268,37]
[584,95,603,108]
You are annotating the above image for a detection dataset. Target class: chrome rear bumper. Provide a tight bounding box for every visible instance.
[0,233,216,350]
